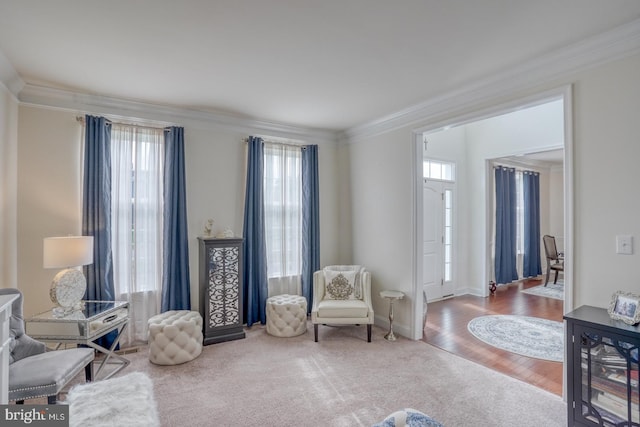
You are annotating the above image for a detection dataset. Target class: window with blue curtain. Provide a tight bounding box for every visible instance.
[494,165,541,284]
[111,124,164,346]
[243,137,319,325]
[263,142,303,296]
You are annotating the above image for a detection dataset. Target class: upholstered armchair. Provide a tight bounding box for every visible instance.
[311,265,374,342]
[0,288,94,404]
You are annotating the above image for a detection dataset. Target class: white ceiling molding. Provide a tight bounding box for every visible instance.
[0,49,24,98]
[342,17,640,143]
[18,84,338,146]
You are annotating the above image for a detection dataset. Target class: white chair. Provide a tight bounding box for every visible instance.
[311,265,374,342]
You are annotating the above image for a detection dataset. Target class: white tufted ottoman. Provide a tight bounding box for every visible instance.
[266,294,308,337]
[148,310,203,365]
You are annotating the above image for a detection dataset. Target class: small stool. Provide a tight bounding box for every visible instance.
[148,310,203,365]
[266,294,307,337]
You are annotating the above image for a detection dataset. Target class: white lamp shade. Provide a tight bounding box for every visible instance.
[43,236,94,268]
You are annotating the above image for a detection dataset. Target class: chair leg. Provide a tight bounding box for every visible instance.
[85,362,93,382]
[48,395,57,404]
[554,270,559,284]
[314,324,318,342]
[544,268,550,286]
[367,324,372,342]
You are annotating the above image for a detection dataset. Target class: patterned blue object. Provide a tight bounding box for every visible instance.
[243,136,269,326]
[162,127,192,311]
[301,145,320,314]
[372,409,444,427]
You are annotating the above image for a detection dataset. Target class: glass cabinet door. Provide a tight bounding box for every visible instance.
[576,326,640,426]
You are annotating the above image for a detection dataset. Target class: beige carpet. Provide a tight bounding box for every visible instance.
[118,322,566,427]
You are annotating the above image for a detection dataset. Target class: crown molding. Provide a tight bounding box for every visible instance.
[0,50,24,99]
[342,18,640,143]
[18,84,339,145]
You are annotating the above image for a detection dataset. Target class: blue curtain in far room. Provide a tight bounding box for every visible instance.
[494,166,519,285]
[82,115,117,348]
[301,145,320,314]
[243,136,268,326]
[522,171,542,278]
[161,127,191,311]
[82,115,115,302]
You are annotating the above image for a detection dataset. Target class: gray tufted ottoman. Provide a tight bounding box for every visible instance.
[266,294,308,337]
[148,310,203,365]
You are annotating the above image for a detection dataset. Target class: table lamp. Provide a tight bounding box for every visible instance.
[43,236,93,317]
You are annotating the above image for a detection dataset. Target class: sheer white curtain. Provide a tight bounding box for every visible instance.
[111,125,164,346]
[263,143,302,296]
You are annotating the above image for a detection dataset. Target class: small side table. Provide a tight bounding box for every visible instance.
[26,301,130,380]
[380,290,404,341]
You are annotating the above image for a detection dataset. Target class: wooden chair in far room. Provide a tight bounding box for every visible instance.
[543,235,564,286]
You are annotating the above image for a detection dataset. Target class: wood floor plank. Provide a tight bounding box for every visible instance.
[422,278,563,396]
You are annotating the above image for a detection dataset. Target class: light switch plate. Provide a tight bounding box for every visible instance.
[616,235,633,255]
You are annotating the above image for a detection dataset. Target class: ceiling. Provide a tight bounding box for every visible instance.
[1,1,640,132]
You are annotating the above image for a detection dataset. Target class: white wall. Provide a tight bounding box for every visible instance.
[346,53,640,338]
[572,54,640,306]
[17,107,84,316]
[348,126,416,332]
[0,83,18,290]
[14,105,342,317]
[549,166,564,252]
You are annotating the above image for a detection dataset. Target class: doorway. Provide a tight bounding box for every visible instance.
[412,86,574,394]
[415,91,572,305]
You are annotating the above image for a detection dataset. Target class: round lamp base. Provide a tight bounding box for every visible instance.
[50,268,86,316]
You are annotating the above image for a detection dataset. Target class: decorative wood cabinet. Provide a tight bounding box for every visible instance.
[198,237,245,345]
[565,305,640,426]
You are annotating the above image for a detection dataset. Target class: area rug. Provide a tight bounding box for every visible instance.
[65,371,159,427]
[467,315,564,362]
[521,282,564,300]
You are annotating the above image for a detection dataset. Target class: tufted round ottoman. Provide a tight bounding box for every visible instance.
[148,310,203,365]
[266,294,308,337]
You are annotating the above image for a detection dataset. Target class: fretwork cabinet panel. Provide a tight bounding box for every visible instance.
[198,237,245,345]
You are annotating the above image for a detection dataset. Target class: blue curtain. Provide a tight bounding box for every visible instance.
[494,166,518,285]
[242,136,268,326]
[161,127,191,311]
[82,115,117,348]
[301,145,320,314]
[523,171,542,277]
[82,115,115,302]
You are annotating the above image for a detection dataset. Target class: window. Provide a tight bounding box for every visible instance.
[110,124,164,344]
[423,159,455,181]
[263,143,302,288]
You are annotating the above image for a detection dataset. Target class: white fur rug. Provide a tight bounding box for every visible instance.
[65,371,159,427]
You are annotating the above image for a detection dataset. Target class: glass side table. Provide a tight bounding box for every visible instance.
[380,290,404,341]
[26,301,130,380]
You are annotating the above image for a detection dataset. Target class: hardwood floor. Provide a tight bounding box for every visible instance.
[422,277,564,396]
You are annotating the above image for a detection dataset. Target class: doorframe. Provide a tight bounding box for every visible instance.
[410,84,574,340]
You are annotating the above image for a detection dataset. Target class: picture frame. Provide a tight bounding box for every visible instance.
[608,291,640,325]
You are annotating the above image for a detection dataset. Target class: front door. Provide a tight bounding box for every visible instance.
[423,180,455,301]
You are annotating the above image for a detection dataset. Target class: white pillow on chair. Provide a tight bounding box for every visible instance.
[323,269,357,300]
[323,265,365,300]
